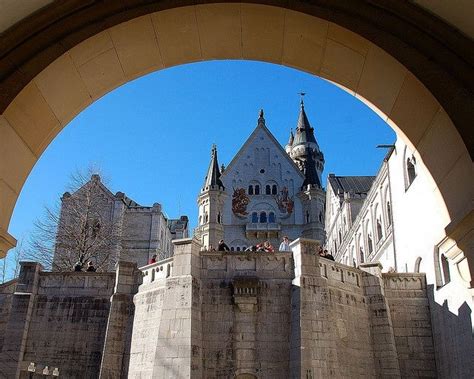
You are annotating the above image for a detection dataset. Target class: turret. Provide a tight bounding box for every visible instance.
[289,100,325,186]
[285,129,294,154]
[196,145,226,250]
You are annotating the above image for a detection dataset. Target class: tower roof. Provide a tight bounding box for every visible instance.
[287,129,294,146]
[202,144,224,191]
[293,100,317,146]
[302,147,322,189]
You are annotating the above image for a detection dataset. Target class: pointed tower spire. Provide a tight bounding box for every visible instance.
[293,100,317,145]
[288,128,294,146]
[202,144,224,191]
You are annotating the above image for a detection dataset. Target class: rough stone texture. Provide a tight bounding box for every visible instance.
[128,238,438,378]
[0,238,452,378]
[0,262,116,378]
[383,273,437,378]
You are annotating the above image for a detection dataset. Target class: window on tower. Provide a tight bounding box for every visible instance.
[265,185,271,195]
[248,185,254,195]
[260,212,267,223]
[272,185,277,195]
[269,212,275,223]
[255,185,260,195]
[251,212,258,223]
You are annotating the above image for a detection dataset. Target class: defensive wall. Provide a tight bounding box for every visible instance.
[1,238,469,378]
[129,238,437,378]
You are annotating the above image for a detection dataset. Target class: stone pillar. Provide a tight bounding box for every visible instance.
[0,262,42,378]
[359,262,401,378]
[232,277,258,377]
[99,261,139,379]
[152,238,203,378]
[289,238,337,378]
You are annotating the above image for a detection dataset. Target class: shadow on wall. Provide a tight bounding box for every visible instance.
[427,285,474,379]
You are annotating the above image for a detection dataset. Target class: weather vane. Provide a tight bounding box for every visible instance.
[298,92,306,105]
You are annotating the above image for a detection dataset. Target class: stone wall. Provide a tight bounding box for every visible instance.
[0,262,116,378]
[129,238,438,378]
[383,273,437,377]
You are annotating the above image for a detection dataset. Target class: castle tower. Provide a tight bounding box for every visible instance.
[196,144,226,249]
[290,100,326,242]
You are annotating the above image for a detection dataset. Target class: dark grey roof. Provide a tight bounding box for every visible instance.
[328,175,376,195]
[287,129,294,145]
[202,145,224,191]
[293,101,317,146]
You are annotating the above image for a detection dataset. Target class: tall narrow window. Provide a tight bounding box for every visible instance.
[251,212,258,223]
[441,254,451,285]
[255,185,260,195]
[360,247,365,263]
[265,185,271,195]
[387,201,392,225]
[306,211,310,223]
[260,212,267,223]
[368,234,373,253]
[248,185,254,195]
[407,157,417,186]
[376,219,383,241]
[272,185,277,195]
[268,212,275,223]
[339,230,342,244]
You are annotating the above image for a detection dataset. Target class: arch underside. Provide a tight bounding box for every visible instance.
[0,1,472,258]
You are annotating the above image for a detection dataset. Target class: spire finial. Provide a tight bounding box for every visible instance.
[257,108,265,126]
[299,92,306,107]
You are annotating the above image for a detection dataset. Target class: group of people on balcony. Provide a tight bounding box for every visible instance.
[209,236,292,253]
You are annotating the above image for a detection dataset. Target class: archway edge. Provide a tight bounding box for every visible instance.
[0,1,472,258]
[0,0,472,155]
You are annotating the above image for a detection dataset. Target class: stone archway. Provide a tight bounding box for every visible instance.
[0,1,472,268]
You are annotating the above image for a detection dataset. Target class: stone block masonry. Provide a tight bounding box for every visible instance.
[128,237,438,378]
[0,238,440,378]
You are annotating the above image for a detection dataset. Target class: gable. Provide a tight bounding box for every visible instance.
[222,123,304,182]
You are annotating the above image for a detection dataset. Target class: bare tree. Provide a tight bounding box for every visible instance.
[26,168,121,272]
[0,238,24,283]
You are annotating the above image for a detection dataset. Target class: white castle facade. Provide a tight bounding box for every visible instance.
[195,104,326,252]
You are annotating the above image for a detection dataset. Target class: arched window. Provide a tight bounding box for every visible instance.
[248,185,254,195]
[441,254,451,285]
[306,211,310,223]
[268,212,275,223]
[199,215,202,225]
[407,157,417,186]
[265,185,271,195]
[255,185,260,195]
[338,230,342,244]
[368,234,373,254]
[376,219,383,241]
[387,201,392,225]
[251,212,258,223]
[230,247,234,251]
[217,212,222,224]
[360,247,365,263]
[236,247,241,251]
[272,185,277,195]
[260,212,267,223]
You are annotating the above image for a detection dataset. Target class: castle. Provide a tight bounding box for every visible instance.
[0,104,472,378]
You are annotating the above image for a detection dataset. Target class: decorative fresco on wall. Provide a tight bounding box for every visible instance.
[275,187,294,214]
[232,188,250,217]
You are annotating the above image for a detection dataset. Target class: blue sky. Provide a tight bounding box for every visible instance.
[3,60,395,278]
